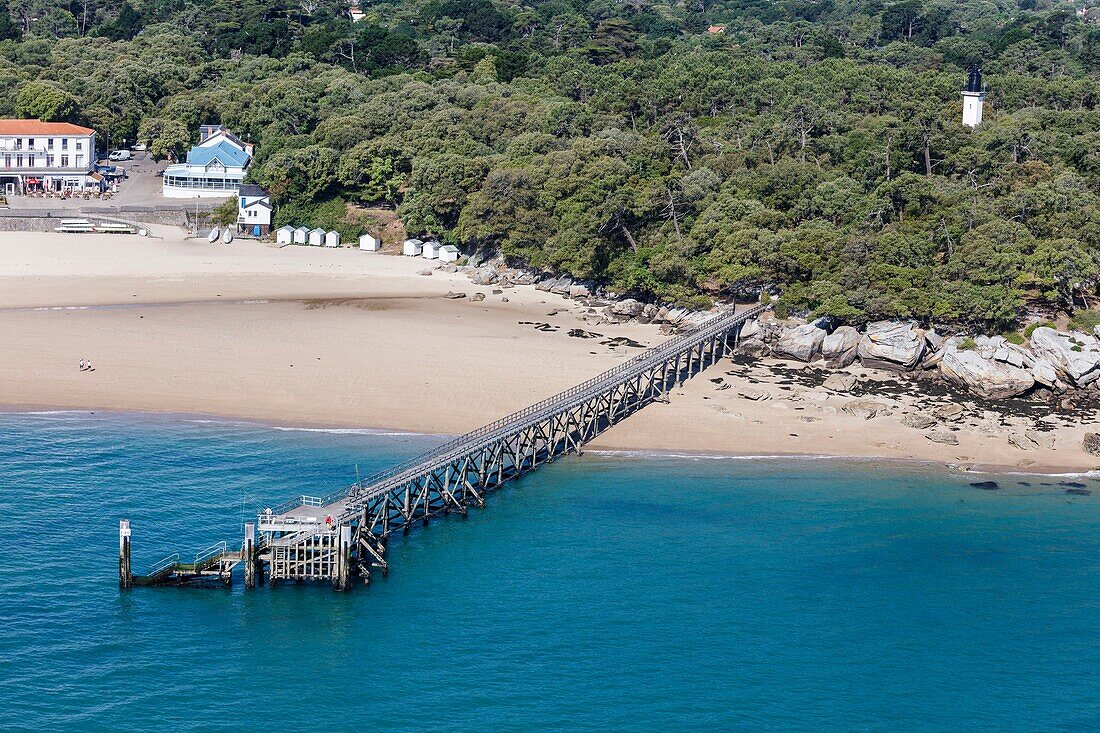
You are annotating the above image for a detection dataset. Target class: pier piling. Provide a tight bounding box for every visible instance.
[244,522,256,589]
[119,519,132,589]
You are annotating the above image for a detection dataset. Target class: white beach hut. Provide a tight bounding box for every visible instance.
[403,238,423,256]
[421,241,443,259]
[439,244,460,263]
[276,225,295,245]
[324,230,341,248]
[293,226,309,245]
[308,227,326,246]
[359,233,381,251]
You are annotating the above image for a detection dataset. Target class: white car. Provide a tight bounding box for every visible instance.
[107,150,132,161]
[131,143,147,151]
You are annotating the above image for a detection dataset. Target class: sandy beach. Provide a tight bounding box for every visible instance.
[0,227,1097,474]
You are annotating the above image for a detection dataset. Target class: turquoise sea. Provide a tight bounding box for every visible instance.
[0,411,1098,731]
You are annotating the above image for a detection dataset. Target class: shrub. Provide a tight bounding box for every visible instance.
[958,337,977,350]
[1003,331,1025,345]
[1068,310,1100,333]
[1023,321,1055,337]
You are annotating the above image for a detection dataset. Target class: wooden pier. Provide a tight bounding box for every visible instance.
[121,303,768,591]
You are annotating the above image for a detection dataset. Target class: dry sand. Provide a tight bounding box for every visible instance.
[0,227,1096,475]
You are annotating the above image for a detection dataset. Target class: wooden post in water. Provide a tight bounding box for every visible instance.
[334,525,352,592]
[243,522,256,590]
[118,519,132,589]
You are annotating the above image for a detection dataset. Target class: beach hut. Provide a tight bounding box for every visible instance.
[421,241,443,259]
[308,227,326,246]
[324,230,341,248]
[293,226,309,245]
[359,234,381,251]
[403,238,423,256]
[276,225,294,245]
[439,244,460,262]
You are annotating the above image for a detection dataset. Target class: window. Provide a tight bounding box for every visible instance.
[28,155,34,167]
[14,139,21,150]
[75,141,82,151]
[47,156,54,167]
[4,155,9,168]
[27,138,34,147]
[61,139,68,151]
[47,139,54,150]
[75,155,83,167]
[61,155,69,167]
[16,155,22,167]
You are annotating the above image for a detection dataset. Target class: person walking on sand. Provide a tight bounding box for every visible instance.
[86,359,94,372]
[79,359,85,371]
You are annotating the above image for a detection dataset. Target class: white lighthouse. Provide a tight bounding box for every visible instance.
[961,66,984,128]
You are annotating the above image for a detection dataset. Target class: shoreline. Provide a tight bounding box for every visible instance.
[3,404,1097,478]
[1,229,1097,476]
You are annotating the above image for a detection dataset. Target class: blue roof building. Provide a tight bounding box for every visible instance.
[162,126,254,199]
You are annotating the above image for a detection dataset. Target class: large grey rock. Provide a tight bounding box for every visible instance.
[902,413,938,429]
[925,329,944,351]
[926,429,959,445]
[470,267,498,286]
[549,277,573,295]
[857,321,926,371]
[842,399,889,419]
[567,283,591,299]
[822,373,858,392]
[774,323,826,362]
[1031,358,1061,388]
[610,298,644,318]
[1029,327,1100,387]
[1084,433,1100,457]
[940,348,1035,400]
[821,326,860,368]
[739,318,761,341]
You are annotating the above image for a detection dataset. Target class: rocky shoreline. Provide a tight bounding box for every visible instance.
[448,258,1100,460]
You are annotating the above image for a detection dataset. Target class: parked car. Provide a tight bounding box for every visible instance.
[108,150,132,161]
[132,143,147,151]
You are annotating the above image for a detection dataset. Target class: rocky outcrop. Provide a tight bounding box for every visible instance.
[774,323,825,362]
[940,347,1035,400]
[1084,433,1100,457]
[821,326,860,368]
[857,321,925,371]
[1029,327,1100,387]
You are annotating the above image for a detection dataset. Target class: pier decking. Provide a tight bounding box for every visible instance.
[120,302,769,590]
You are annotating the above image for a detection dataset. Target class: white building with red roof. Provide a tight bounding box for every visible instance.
[0,119,97,195]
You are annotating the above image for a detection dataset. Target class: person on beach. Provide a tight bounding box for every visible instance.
[79,359,85,371]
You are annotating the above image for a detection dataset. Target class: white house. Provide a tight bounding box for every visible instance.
[308,227,326,246]
[293,226,309,244]
[276,225,294,244]
[162,125,254,198]
[403,238,423,256]
[422,241,443,259]
[439,244,460,262]
[236,184,272,236]
[0,119,98,195]
[359,233,381,251]
[324,230,340,248]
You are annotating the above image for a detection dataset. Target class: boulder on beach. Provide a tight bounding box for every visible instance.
[1029,327,1100,387]
[822,326,860,367]
[568,283,591,299]
[1031,358,1061,389]
[940,347,1035,400]
[822,373,858,392]
[1084,433,1100,457]
[470,267,498,285]
[610,298,644,318]
[842,399,889,419]
[856,321,926,371]
[902,413,937,429]
[774,323,826,362]
[926,429,959,445]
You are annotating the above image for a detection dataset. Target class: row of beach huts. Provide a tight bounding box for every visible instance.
[273,225,461,262]
[402,238,460,262]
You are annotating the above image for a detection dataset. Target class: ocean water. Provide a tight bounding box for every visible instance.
[0,412,1098,732]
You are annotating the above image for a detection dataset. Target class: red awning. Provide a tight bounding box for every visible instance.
[26,178,40,183]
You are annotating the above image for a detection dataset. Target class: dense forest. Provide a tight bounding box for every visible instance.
[3,0,1100,327]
